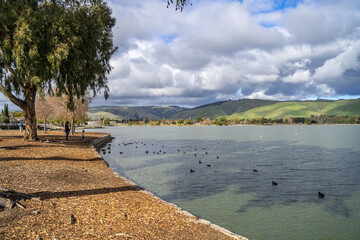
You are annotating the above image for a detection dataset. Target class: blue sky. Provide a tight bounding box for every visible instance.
[1,0,360,110]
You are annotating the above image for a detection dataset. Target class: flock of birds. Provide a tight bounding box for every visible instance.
[101,140,325,199]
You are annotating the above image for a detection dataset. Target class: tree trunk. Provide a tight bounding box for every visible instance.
[71,117,75,135]
[23,88,37,140]
[44,118,47,133]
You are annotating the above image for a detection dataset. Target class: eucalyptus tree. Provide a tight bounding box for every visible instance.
[167,0,192,11]
[0,0,117,140]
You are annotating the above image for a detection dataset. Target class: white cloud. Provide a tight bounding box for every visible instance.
[89,0,360,107]
[283,69,311,83]
[313,41,360,81]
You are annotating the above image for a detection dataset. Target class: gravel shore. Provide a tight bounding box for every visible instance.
[0,130,246,240]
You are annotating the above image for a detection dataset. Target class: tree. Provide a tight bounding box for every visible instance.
[167,0,192,11]
[196,116,203,123]
[35,96,55,133]
[103,118,110,126]
[0,103,9,123]
[50,92,91,134]
[0,0,117,140]
[177,119,184,125]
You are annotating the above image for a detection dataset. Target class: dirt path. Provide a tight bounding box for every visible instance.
[0,130,246,240]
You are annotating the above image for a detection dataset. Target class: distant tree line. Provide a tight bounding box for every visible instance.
[88,115,360,126]
[227,116,360,125]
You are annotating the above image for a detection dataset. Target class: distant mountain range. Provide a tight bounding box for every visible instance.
[87,99,360,121]
[87,106,187,120]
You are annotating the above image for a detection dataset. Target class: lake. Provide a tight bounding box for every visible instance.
[89,125,360,240]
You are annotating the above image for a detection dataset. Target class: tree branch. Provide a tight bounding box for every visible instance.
[0,83,25,109]
[5,66,26,92]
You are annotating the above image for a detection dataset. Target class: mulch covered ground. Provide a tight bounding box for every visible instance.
[0,130,246,240]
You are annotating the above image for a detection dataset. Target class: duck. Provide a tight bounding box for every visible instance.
[146,151,148,154]
[190,169,195,173]
[253,169,258,172]
[199,160,202,164]
[207,164,212,167]
[318,192,325,198]
[272,181,278,186]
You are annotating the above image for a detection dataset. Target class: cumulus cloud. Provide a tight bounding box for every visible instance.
[90,0,360,107]
[313,41,360,81]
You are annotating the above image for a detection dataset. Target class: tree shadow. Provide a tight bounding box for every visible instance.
[0,132,103,146]
[0,156,103,162]
[31,185,144,200]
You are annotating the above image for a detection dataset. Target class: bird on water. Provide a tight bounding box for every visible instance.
[272,181,278,186]
[318,192,325,198]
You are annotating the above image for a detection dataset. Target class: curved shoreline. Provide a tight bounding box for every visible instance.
[92,134,248,240]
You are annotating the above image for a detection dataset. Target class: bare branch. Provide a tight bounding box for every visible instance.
[0,83,25,109]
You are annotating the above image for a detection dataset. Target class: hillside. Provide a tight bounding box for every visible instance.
[170,99,279,119]
[86,111,122,120]
[322,99,360,116]
[87,106,187,120]
[228,99,360,119]
[87,99,360,121]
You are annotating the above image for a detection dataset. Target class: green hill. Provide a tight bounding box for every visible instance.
[228,99,360,119]
[86,111,122,120]
[87,99,360,122]
[87,106,187,120]
[322,99,360,116]
[171,99,279,119]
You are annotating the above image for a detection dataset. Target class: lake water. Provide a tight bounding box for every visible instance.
[89,125,360,240]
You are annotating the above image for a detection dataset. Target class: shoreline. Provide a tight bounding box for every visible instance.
[98,122,360,127]
[0,130,247,239]
[92,134,247,240]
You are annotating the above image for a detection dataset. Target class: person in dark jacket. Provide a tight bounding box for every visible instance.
[64,121,70,141]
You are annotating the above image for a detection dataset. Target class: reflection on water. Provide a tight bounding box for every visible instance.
[92,126,360,240]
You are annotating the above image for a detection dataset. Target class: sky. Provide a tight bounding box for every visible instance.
[1,0,360,110]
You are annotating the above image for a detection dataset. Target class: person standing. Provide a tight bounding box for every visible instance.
[19,122,24,133]
[64,121,70,141]
[81,129,85,141]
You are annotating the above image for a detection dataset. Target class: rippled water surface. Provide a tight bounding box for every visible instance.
[90,125,360,240]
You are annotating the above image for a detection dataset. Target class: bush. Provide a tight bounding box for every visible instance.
[103,118,110,125]
[185,119,194,125]
[213,117,228,126]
